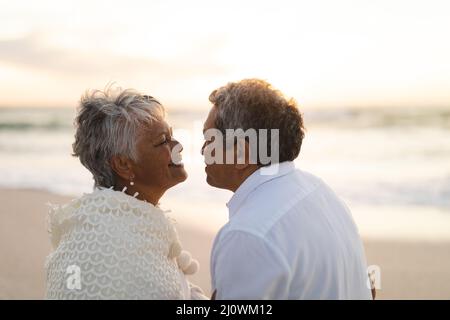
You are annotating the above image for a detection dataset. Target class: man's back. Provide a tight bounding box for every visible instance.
[211,161,372,299]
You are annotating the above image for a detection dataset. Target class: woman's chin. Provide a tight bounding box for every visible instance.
[169,165,188,185]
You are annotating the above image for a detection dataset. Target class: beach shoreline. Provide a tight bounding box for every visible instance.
[1,187,450,299]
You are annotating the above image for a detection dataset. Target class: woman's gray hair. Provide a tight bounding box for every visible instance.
[72,86,165,188]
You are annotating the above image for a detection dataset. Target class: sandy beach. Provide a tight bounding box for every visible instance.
[1,188,449,299]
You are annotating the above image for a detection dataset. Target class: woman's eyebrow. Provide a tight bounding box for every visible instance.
[152,128,170,140]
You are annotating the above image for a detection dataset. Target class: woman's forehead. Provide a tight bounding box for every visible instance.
[140,117,170,138]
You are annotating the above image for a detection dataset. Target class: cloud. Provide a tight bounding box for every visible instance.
[0,33,228,80]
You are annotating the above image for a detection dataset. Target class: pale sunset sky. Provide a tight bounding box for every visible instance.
[0,0,449,110]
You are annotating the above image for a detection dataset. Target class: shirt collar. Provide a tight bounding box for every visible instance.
[226,161,296,219]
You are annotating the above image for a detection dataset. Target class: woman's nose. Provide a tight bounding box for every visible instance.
[171,139,183,153]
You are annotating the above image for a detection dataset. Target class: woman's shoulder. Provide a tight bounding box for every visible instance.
[46,188,176,255]
[47,187,179,249]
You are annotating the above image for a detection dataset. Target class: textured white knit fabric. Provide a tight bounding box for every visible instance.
[45,188,206,300]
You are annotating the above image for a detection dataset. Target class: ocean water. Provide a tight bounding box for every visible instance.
[1,107,450,240]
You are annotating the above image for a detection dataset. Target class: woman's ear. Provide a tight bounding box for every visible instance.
[110,155,134,181]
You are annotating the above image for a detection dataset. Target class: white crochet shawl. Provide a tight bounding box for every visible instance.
[45,188,204,299]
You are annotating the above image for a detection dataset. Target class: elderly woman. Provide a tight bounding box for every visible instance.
[45,87,206,299]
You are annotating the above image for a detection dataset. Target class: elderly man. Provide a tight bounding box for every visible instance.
[201,79,373,300]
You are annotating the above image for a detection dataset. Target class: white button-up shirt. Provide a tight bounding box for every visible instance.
[211,161,372,299]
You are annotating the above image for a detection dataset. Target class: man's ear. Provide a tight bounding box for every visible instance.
[110,155,134,181]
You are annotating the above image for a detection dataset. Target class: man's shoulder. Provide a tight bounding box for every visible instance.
[255,168,324,200]
[227,169,324,236]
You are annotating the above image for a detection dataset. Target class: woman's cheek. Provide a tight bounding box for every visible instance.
[164,146,173,162]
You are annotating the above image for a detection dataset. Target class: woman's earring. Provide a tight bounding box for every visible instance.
[130,177,135,186]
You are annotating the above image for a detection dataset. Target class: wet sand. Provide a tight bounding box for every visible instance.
[1,188,449,299]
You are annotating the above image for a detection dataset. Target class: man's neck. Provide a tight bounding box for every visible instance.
[230,165,260,193]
